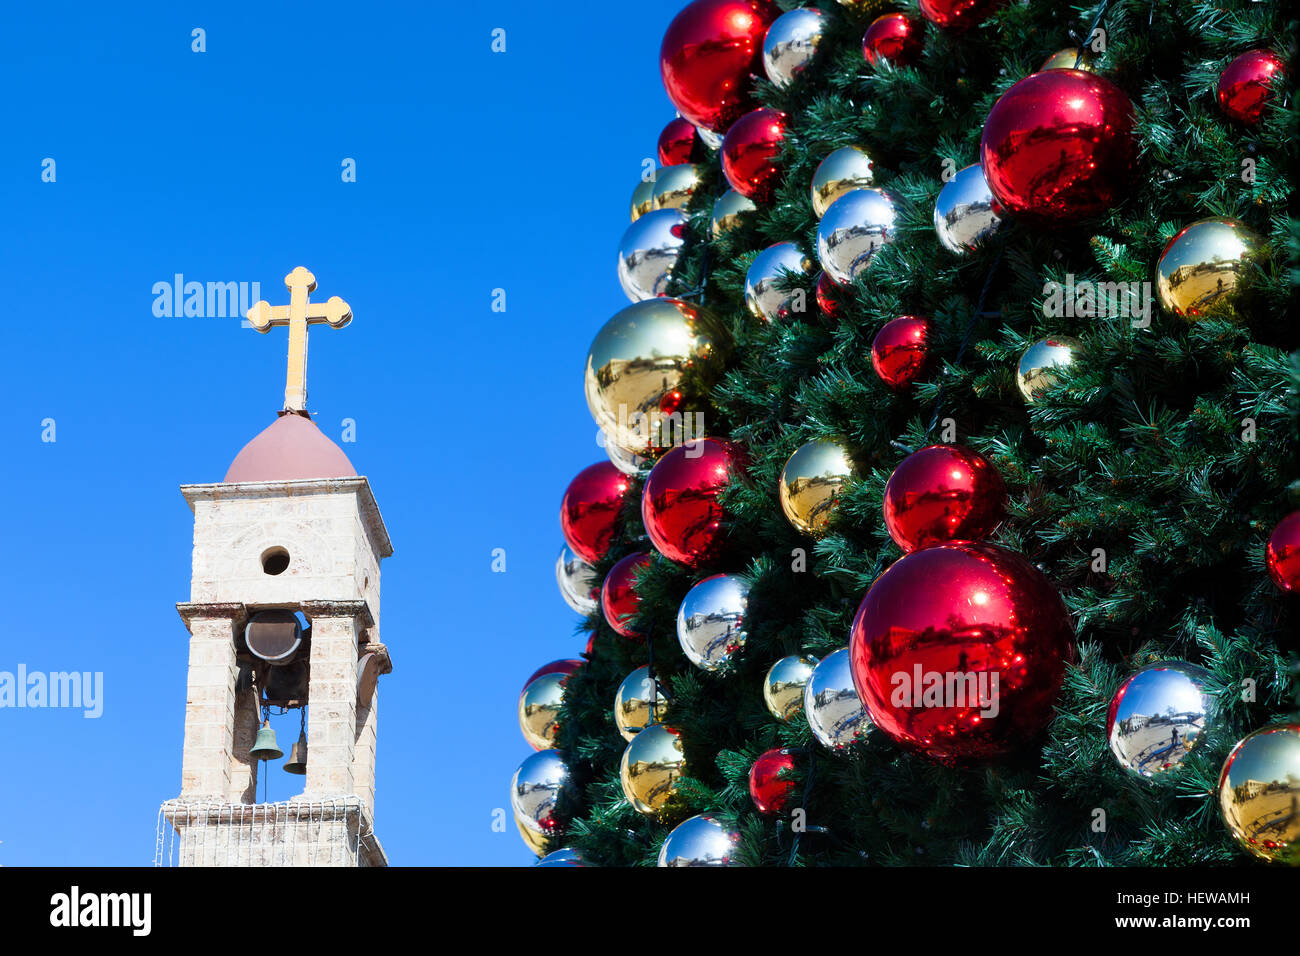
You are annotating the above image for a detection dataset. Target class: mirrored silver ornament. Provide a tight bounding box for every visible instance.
[745,241,814,322]
[535,847,585,867]
[676,573,750,671]
[614,665,667,741]
[510,750,571,835]
[1108,661,1214,778]
[657,814,743,866]
[804,647,872,750]
[764,654,819,721]
[933,163,1005,255]
[602,431,652,476]
[556,542,600,615]
[762,7,825,88]
[711,189,758,237]
[617,208,687,302]
[815,188,898,285]
[695,124,723,150]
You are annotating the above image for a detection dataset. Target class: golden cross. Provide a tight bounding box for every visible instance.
[245,266,352,411]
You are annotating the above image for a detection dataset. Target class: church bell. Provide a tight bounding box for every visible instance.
[250,719,284,761]
[283,731,308,775]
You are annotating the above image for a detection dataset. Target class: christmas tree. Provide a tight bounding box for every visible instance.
[515,0,1299,867]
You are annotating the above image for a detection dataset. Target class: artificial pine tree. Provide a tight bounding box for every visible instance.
[535,0,1299,867]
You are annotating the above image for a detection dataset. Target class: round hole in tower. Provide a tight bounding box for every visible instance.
[261,547,291,575]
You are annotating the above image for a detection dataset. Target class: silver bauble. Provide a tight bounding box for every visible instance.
[803,648,871,750]
[556,542,599,615]
[601,432,652,476]
[535,848,585,867]
[933,163,1005,255]
[657,814,743,866]
[614,665,667,741]
[617,208,687,302]
[695,125,723,150]
[1108,662,1215,778]
[676,573,750,671]
[815,188,898,285]
[762,7,825,88]
[745,241,814,322]
[510,750,571,836]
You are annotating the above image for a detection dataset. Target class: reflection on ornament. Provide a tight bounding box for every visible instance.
[746,241,815,322]
[1217,49,1286,125]
[763,7,825,88]
[601,551,651,639]
[712,189,758,237]
[810,146,875,219]
[1039,47,1094,72]
[779,438,857,537]
[536,847,585,867]
[816,188,898,284]
[630,177,656,222]
[511,750,571,840]
[763,654,819,720]
[804,648,872,750]
[721,108,787,202]
[882,444,1006,551]
[617,208,686,303]
[615,666,667,741]
[642,438,747,567]
[556,543,600,615]
[1218,723,1300,864]
[870,315,932,389]
[862,13,923,69]
[620,722,687,816]
[1154,217,1263,321]
[1017,336,1081,403]
[749,748,798,815]
[652,163,703,212]
[519,670,569,751]
[1107,662,1214,778]
[658,814,742,866]
[933,163,1004,254]
[603,433,652,476]
[658,117,702,166]
[676,573,750,670]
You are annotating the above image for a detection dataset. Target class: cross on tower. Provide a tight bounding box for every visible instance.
[246,266,352,412]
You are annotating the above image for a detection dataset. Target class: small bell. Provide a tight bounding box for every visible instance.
[250,719,283,761]
[283,731,308,775]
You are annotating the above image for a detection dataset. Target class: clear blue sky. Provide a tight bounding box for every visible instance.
[0,0,685,866]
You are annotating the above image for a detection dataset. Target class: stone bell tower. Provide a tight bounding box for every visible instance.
[157,267,393,867]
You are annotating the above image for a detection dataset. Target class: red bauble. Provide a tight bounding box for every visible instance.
[721,108,787,202]
[1266,511,1300,593]
[918,0,1004,30]
[849,542,1073,761]
[660,0,780,134]
[601,551,652,638]
[980,70,1136,224]
[749,748,798,815]
[870,315,931,388]
[862,13,924,68]
[521,659,583,700]
[815,271,843,319]
[641,438,748,567]
[883,444,1006,552]
[560,462,632,565]
[1217,49,1286,125]
[658,117,702,166]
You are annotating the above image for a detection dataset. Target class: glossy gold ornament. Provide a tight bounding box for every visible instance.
[1155,217,1265,321]
[810,146,874,219]
[619,723,687,817]
[584,298,727,456]
[614,666,667,741]
[779,438,857,536]
[1218,723,1300,865]
[652,164,702,213]
[1016,336,1081,403]
[518,670,568,750]
[630,177,656,222]
[1039,48,1095,72]
[763,654,820,721]
[711,189,758,237]
[745,241,815,322]
[515,814,549,856]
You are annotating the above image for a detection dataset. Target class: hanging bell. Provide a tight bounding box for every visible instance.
[250,719,283,761]
[283,731,308,774]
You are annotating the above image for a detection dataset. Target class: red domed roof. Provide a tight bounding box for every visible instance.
[224,413,356,483]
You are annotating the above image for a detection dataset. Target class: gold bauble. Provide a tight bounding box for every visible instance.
[763,654,820,721]
[1218,723,1300,865]
[1039,48,1096,72]
[1155,217,1264,321]
[619,722,687,816]
[515,814,549,857]
[518,671,567,751]
[711,189,758,238]
[778,438,857,536]
[810,146,874,219]
[652,164,702,213]
[584,298,727,455]
[1016,336,1082,403]
[630,177,655,222]
[614,666,666,741]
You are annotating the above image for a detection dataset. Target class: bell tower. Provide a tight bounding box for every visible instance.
[157,267,393,867]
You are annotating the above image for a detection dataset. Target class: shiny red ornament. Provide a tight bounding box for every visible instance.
[883,444,1006,552]
[862,13,924,68]
[749,748,798,815]
[560,462,632,565]
[658,117,702,166]
[721,108,787,202]
[980,70,1136,224]
[849,542,1073,761]
[659,389,685,416]
[870,315,931,388]
[601,551,652,638]
[660,0,780,134]
[815,271,843,319]
[1217,49,1286,125]
[918,0,1004,30]
[521,659,583,700]
[1266,511,1300,593]
[641,438,748,567]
